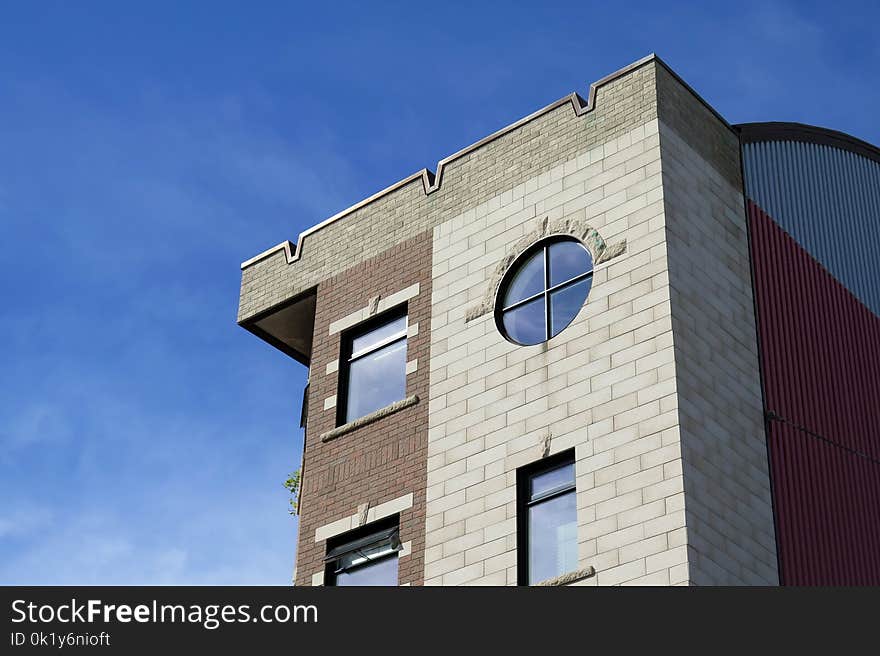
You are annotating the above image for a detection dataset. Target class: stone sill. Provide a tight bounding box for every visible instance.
[320,395,420,443]
[536,566,596,586]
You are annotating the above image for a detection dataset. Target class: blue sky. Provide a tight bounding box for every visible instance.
[1,1,877,584]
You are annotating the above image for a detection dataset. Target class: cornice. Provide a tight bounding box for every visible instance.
[241,53,661,270]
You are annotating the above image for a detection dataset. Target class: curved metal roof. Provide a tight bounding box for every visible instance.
[738,121,880,166]
[738,122,880,316]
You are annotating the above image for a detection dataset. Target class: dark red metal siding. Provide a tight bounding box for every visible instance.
[748,200,880,585]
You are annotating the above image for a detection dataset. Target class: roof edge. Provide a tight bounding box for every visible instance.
[737,122,880,166]
[240,53,663,270]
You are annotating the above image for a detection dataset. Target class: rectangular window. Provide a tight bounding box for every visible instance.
[517,451,578,585]
[338,309,407,425]
[324,517,401,586]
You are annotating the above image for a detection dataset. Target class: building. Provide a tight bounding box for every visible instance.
[237,54,880,586]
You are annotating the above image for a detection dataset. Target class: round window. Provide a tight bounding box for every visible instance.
[495,236,594,345]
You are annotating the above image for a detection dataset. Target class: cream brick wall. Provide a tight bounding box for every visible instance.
[424,81,780,585]
[658,122,778,585]
[425,119,693,586]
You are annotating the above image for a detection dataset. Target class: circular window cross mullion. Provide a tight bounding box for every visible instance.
[544,290,551,342]
[496,236,594,346]
[543,246,551,342]
[546,270,594,295]
[502,289,546,312]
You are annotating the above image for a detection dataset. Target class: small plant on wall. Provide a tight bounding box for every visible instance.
[283,469,301,515]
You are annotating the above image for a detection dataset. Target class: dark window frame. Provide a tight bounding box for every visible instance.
[336,305,408,427]
[323,514,402,586]
[495,236,594,345]
[299,382,309,430]
[516,449,577,586]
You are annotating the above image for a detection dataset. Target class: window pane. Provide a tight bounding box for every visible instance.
[503,249,544,307]
[530,463,575,500]
[351,315,407,356]
[549,278,591,337]
[501,296,546,345]
[346,339,406,422]
[548,240,592,287]
[529,490,577,584]
[334,555,398,586]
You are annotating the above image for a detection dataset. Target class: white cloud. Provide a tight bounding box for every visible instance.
[0,505,55,540]
[0,403,73,459]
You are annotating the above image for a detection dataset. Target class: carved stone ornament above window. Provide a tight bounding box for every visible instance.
[465,216,627,323]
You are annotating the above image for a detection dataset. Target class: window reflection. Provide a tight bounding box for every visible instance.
[503,250,545,307]
[498,238,594,345]
[346,340,407,423]
[520,454,578,585]
[549,279,592,336]
[529,492,577,584]
[333,556,398,586]
[501,297,546,346]
[548,239,592,287]
[341,311,407,424]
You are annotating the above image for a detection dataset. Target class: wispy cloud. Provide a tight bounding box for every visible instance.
[0,76,322,584]
[0,378,302,584]
[0,506,298,585]
[0,403,73,459]
[0,505,55,540]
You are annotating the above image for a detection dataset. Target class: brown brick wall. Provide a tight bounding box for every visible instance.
[294,230,433,586]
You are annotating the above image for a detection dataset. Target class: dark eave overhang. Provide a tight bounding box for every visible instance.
[238,288,316,366]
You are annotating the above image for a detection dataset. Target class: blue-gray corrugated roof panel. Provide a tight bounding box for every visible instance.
[743,139,880,316]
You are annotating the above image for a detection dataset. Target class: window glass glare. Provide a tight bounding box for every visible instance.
[346,339,406,422]
[333,555,398,586]
[350,315,406,356]
[549,278,592,337]
[548,240,592,287]
[501,296,546,346]
[502,250,544,307]
[529,462,576,499]
[528,491,577,584]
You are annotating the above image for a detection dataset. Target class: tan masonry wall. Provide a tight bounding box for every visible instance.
[424,118,691,585]
[658,122,778,584]
[418,67,779,585]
